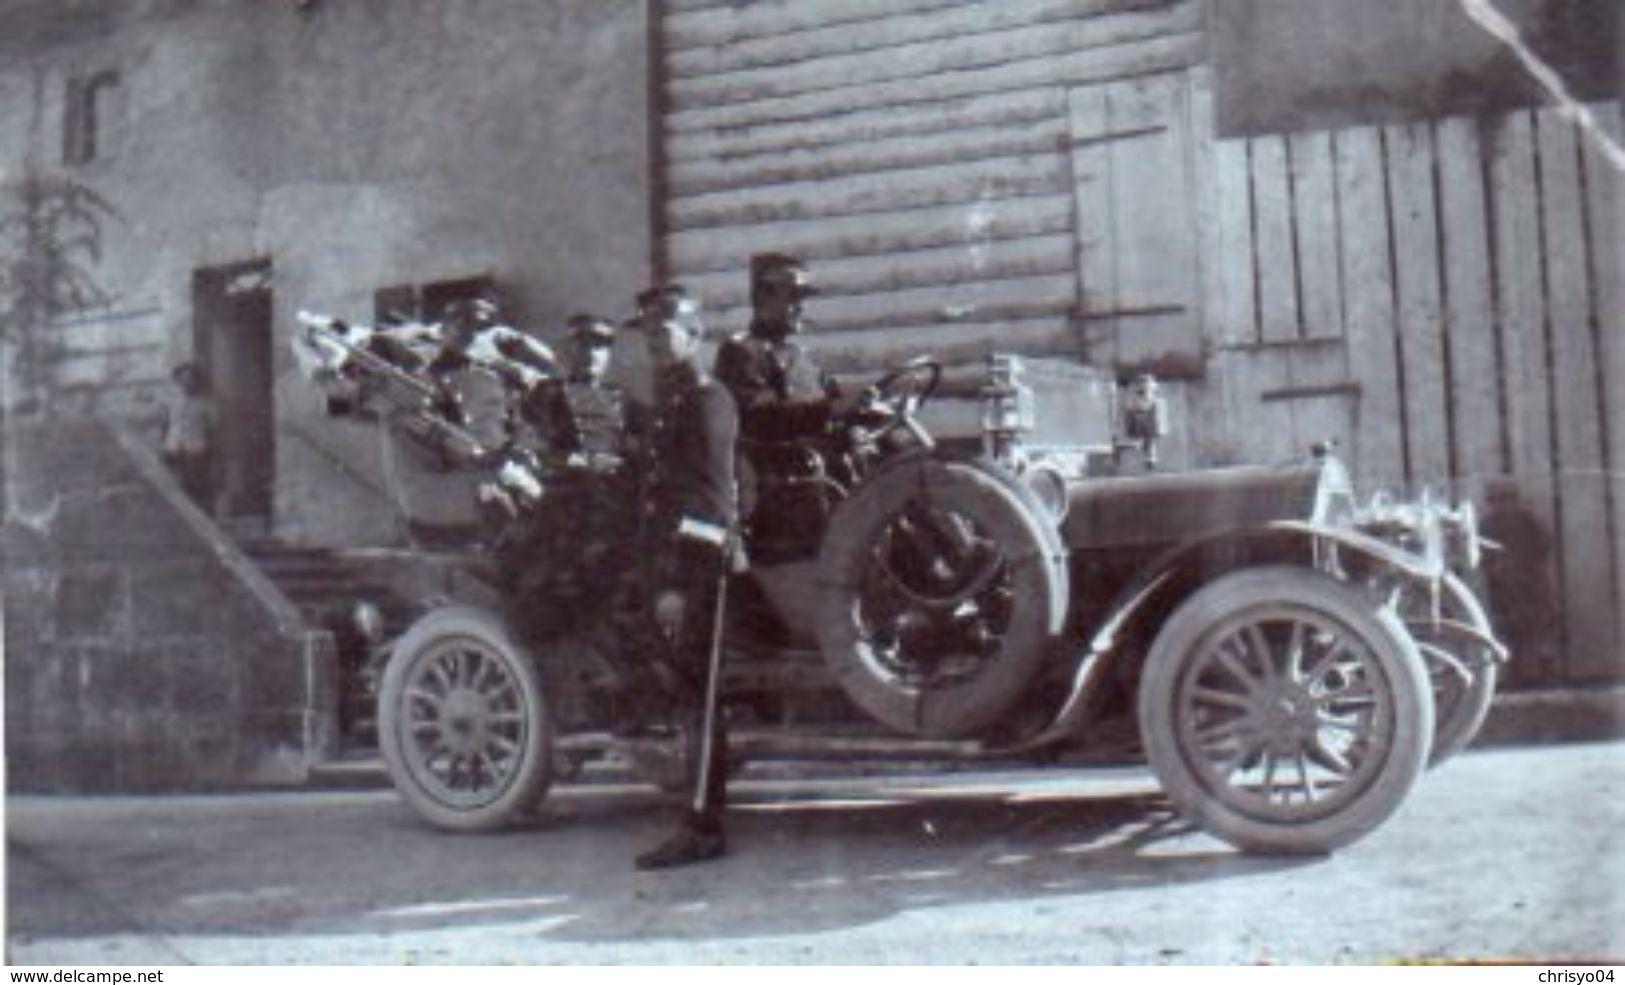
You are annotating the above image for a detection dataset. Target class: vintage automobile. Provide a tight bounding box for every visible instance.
[294,313,1504,856]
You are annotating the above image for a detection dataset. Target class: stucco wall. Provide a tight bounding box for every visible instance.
[0,0,652,546]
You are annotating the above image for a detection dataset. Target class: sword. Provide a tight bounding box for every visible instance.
[690,532,734,814]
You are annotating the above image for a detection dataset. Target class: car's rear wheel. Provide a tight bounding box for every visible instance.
[1138,566,1433,854]
[378,606,553,831]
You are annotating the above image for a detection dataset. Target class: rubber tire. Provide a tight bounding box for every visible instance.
[1411,572,1500,766]
[378,605,553,831]
[816,455,1068,738]
[1138,566,1434,855]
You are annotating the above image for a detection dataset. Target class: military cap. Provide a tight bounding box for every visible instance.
[750,252,819,298]
[443,297,499,325]
[636,283,702,321]
[566,313,616,346]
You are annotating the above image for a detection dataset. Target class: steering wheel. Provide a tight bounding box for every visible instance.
[864,356,942,422]
[846,356,943,449]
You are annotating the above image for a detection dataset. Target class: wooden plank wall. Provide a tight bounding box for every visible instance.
[1209,104,1622,684]
[658,0,1202,370]
[1590,107,1625,687]
[655,1,1622,686]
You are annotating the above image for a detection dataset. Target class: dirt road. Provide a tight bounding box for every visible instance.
[7,741,1621,964]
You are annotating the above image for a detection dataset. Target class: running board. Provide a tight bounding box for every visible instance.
[557,729,1001,762]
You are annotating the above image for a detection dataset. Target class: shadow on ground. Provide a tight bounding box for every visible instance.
[534,783,1317,944]
[7,776,1321,947]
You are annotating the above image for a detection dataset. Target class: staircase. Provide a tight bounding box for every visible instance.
[240,539,425,634]
[4,420,343,791]
[235,538,437,752]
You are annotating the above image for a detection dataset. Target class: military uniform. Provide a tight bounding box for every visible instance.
[424,347,511,464]
[633,361,740,702]
[630,288,742,871]
[497,372,637,639]
[713,331,836,442]
[531,377,630,471]
[641,363,739,533]
[713,254,840,562]
[496,314,638,640]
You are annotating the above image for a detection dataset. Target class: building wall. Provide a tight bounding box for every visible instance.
[1207,0,1618,134]
[657,0,1205,369]
[0,0,653,546]
[651,0,1623,686]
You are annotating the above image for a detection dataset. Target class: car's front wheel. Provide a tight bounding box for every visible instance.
[1398,572,1501,766]
[1138,566,1434,854]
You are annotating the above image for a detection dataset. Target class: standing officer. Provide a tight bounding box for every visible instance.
[632,284,741,871]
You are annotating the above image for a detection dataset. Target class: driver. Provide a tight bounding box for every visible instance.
[713,253,842,561]
[714,252,838,436]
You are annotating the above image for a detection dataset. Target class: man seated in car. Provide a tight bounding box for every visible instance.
[712,253,843,562]
[496,313,639,636]
[524,313,628,473]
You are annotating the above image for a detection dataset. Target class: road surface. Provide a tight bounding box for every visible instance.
[7,741,1622,964]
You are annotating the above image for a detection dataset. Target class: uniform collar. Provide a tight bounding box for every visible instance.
[748,317,800,344]
[657,361,705,399]
[429,348,471,373]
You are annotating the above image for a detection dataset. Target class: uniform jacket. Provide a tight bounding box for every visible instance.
[713,331,835,444]
[639,364,740,535]
[532,378,629,463]
[424,349,509,462]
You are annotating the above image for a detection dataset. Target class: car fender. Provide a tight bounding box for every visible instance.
[1001,519,1468,754]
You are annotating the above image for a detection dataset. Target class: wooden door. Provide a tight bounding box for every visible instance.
[192,259,275,524]
[1067,71,1204,374]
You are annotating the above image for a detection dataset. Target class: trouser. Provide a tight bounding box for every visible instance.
[670,538,730,826]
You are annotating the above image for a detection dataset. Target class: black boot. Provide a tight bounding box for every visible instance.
[635,814,726,871]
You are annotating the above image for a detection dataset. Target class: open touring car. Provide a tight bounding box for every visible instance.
[296,313,1505,855]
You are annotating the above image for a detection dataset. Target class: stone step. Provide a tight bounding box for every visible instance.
[238,541,426,626]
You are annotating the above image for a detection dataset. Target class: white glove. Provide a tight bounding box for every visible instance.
[498,458,544,502]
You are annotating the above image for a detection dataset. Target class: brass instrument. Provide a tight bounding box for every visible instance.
[295,310,489,462]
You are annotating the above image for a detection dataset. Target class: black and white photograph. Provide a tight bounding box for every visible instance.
[1,0,1621,967]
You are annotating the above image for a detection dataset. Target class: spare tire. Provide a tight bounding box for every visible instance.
[816,454,1069,737]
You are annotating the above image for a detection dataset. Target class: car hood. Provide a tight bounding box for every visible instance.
[1060,462,1331,551]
